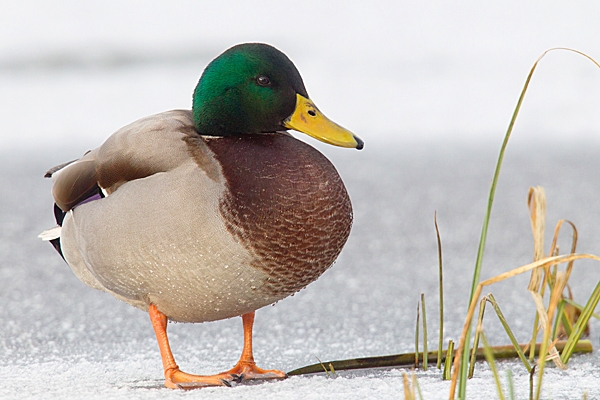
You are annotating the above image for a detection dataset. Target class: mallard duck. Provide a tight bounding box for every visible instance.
[40,43,363,389]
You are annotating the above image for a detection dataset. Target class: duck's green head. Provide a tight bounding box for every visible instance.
[193,43,363,149]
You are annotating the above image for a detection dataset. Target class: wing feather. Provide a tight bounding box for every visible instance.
[50,110,197,211]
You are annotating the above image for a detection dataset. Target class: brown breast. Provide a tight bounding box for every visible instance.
[204,133,353,297]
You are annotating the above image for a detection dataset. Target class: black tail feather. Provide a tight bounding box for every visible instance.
[51,203,66,260]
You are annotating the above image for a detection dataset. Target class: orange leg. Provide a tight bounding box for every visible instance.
[149,304,237,389]
[220,311,287,380]
[149,305,286,389]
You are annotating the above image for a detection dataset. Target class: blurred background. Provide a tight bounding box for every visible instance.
[2,2,600,398]
[1,0,599,151]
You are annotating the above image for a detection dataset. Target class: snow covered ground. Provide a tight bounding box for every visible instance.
[1,2,600,399]
[3,143,600,399]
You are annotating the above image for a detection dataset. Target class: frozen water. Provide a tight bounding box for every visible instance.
[2,143,600,399]
[1,1,600,398]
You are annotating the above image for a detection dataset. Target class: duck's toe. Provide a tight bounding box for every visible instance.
[164,368,243,389]
[221,361,288,381]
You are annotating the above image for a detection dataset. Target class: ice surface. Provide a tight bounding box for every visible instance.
[2,143,600,399]
[1,2,600,398]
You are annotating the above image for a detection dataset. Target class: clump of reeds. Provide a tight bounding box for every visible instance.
[450,48,600,400]
[288,48,600,400]
[449,186,599,400]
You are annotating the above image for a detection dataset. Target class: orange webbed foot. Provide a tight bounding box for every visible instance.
[150,305,286,390]
[221,361,288,382]
[163,367,242,389]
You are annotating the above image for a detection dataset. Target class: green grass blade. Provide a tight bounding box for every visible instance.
[561,281,600,364]
[415,300,420,368]
[286,340,591,376]
[413,373,424,400]
[435,213,445,370]
[421,293,428,371]
[528,312,540,362]
[563,298,600,320]
[481,333,506,400]
[458,45,540,400]
[487,294,532,373]
[552,300,566,340]
[506,369,515,400]
[469,298,487,378]
[534,327,550,400]
[443,340,455,381]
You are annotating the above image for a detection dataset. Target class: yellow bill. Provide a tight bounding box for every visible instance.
[284,93,363,150]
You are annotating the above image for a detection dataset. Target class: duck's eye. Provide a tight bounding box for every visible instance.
[256,75,271,86]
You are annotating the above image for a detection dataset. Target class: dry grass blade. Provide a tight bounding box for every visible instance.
[525,187,577,400]
[532,270,568,400]
[528,287,544,363]
[403,372,413,400]
[546,221,578,321]
[528,271,567,378]
[548,220,578,279]
[529,217,578,360]
[546,273,569,368]
[528,186,546,266]
[316,357,330,377]
[328,363,335,375]
[527,186,546,361]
